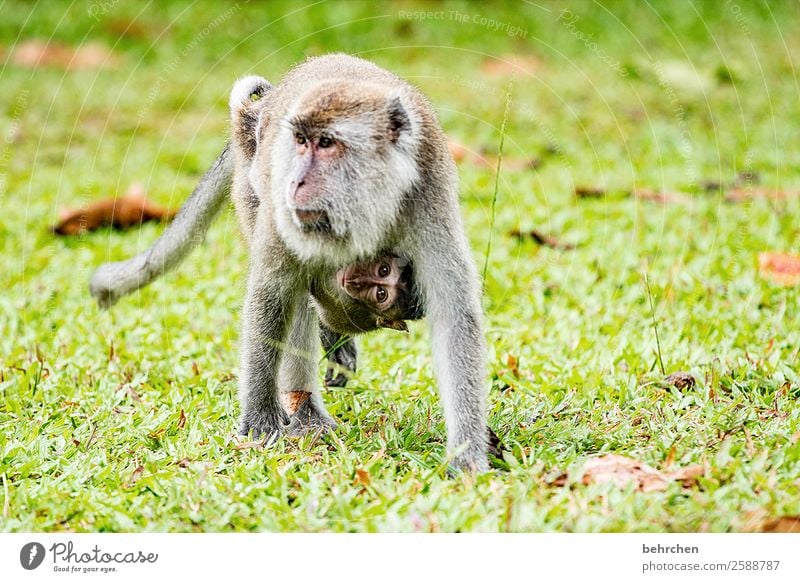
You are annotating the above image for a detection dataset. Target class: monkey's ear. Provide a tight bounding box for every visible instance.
[387,97,411,143]
[377,318,409,333]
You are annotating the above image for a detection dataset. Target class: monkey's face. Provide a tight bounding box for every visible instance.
[312,254,424,335]
[267,82,419,264]
[337,255,409,329]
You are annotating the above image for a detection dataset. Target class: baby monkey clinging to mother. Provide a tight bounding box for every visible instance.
[91,54,488,472]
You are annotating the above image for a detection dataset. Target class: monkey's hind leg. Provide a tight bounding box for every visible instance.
[320,327,357,387]
[279,299,337,437]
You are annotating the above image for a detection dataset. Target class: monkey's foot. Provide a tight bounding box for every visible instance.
[449,455,490,475]
[238,406,290,443]
[284,393,337,437]
[324,339,357,387]
[487,426,504,458]
[448,439,491,475]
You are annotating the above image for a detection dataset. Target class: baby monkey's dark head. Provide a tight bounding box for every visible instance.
[334,254,423,332]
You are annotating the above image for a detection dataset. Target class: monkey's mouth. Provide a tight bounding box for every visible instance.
[295,209,332,234]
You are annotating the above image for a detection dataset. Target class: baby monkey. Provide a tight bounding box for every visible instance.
[321,253,423,387]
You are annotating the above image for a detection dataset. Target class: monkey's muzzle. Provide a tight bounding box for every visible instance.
[295,209,331,234]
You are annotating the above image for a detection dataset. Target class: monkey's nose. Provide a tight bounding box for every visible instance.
[295,209,331,233]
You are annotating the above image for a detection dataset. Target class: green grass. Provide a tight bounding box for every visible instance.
[2,0,800,532]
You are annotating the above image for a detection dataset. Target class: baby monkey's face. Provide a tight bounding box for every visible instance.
[337,256,407,313]
[333,255,419,332]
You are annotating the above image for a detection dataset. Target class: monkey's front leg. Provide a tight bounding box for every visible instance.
[278,297,337,436]
[238,271,296,441]
[413,229,489,473]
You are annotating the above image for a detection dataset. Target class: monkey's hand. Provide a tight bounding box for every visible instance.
[449,442,490,475]
[238,406,290,444]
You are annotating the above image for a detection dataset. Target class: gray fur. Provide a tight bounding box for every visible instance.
[89,147,233,308]
[86,74,388,385]
[87,54,488,472]
[236,54,488,472]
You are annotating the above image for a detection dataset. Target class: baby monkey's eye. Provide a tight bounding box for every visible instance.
[375,287,388,303]
[318,135,334,149]
[295,133,307,145]
[378,263,390,278]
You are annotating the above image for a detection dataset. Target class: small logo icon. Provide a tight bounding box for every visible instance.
[20,542,46,570]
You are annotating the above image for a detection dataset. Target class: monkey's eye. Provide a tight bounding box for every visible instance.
[295,133,307,145]
[375,287,388,303]
[378,263,390,278]
[317,135,334,149]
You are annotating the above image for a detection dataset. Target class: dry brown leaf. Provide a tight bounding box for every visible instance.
[701,180,723,192]
[506,354,520,378]
[510,228,575,250]
[448,137,536,170]
[482,53,542,77]
[368,448,386,463]
[471,153,535,171]
[554,454,704,492]
[126,385,142,403]
[177,408,187,430]
[12,39,117,70]
[725,187,798,203]
[761,516,800,533]
[51,185,178,235]
[448,140,468,163]
[147,428,165,440]
[104,18,155,41]
[232,437,267,451]
[634,189,691,204]
[665,372,697,391]
[575,185,606,199]
[354,468,371,487]
[664,445,676,468]
[281,390,310,415]
[758,252,800,286]
[125,465,144,488]
[665,464,705,488]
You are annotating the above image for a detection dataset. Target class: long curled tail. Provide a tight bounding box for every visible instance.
[90,145,233,308]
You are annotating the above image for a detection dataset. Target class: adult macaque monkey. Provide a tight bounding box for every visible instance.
[230,55,488,472]
[91,74,424,386]
[92,54,488,472]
